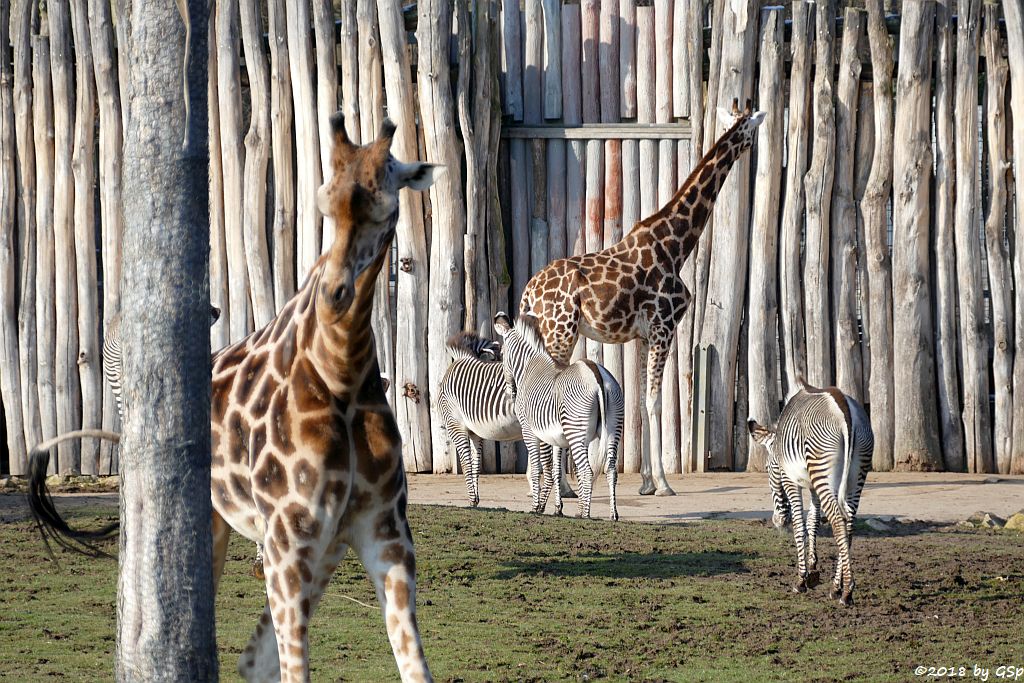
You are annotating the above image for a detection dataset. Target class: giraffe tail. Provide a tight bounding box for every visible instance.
[27,430,122,562]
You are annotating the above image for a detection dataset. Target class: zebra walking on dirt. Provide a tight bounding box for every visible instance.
[747,378,873,605]
[494,313,623,520]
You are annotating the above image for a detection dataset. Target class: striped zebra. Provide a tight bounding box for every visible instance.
[494,312,623,520]
[437,331,520,506]
[747,378,873,606]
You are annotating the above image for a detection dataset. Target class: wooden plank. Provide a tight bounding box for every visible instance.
[695,0,757,470]
[620,0,637,118]
[378,0,433,472]
[745,7,784,474]
[542,0,562,119]
[952,0,991,473]
[686,0,704,154]
[603,139,624,437]
[562,3,585,260]
[701,0,725,154]
[49,0,82,473]
[802,0,836,389]
[289,0,323,281]
[217,0,252,341]
[932,0,965,471]
[1004,0,1024,474]
[581,0,600,124]
[583,139,604,366]
[32,35,58,473]
[892,0,942,471]
[207,11,230,354]
[523,0,543,126]
[621,137,642,474]
[502,122,693,139]
[779,1,811,395]
[830,8,863,400]
[862,0,895,471]
[70,0,101,474]
[600,0,620,123]
[12,0,41,469]
[313,0,339,252]
[547,140,567,262]
[89,0,125,471]
[672,139,692,475]
[419,0,467,473]
[854,82,873,408]
[581,0,602,364]
[339,0,360,142]
[240,0,276,329]
[636,3,656,473]
[501,0,523,120]
[983,3,1012,474]
[672,0,688,117]
[268,0,296,310]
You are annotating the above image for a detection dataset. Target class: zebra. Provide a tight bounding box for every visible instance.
[494,312,623,521]
[747,378,873,606]
[437,331,519,506]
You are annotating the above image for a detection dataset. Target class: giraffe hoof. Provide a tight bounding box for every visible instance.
[805,570,821,589]
[638,482,657,495]
[251,559,265,581]
[654,486,676,497]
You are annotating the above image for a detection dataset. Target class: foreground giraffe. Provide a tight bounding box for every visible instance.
[30,114,439,683]
[520,100,765,496]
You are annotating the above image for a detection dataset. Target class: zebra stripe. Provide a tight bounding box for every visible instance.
[749,379,873,606]
[495,313,623,521]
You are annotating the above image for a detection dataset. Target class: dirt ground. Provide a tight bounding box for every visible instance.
[3,471,1024,525]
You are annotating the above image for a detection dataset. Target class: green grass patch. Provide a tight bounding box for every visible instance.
[2,499,1023,681]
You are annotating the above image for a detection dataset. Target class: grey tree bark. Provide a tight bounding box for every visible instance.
[116,0,217,678]
[1004,0,1024,474]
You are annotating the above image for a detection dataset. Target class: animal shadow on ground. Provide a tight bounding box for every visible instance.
[494,550,752,581]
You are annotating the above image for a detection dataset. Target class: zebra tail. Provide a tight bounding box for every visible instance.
[593,366,621,476]
[27,430,122,563]
[837,419,854,521]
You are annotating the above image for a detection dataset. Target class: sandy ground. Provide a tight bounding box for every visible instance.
[6,471,1021,525]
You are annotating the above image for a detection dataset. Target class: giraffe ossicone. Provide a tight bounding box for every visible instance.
[519,100,766,496]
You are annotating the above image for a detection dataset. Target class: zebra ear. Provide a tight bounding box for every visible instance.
[747,419,774,445]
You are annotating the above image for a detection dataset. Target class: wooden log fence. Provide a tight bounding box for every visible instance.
[1,1,1023,478]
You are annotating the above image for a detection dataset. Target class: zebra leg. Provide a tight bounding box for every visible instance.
[468,434,484,507]
[782,479,810,593]
[805,491,821,589]
[538,443,558,515]
[447,422,478,507]
[568,439,594,518]
[548,443,564,516]
[525,435,544,513]
[606,432,620,522]
[558,449,578,499]
[816,487,855,606]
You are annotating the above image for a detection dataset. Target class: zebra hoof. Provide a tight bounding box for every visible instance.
[610,511,619,522]
[805,570,821,589]
[792,579,808,594]
[839,591,854,607]
[829,585,842,601]
[655,486,676,497]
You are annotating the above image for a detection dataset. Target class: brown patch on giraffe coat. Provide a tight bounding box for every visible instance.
[300,415,337,456]
[230,472,252,501]
[283,502,322,540]
[293,357,331,412]
[254,453,289,499]
[380,542,408,566]
[283,565,302,597]
[211,378,231,420]
[250,423,268,459]
[213,478,236,511]
[390,579,410,610]
[225,410,251,463]
[268,389,296,455]
[273,517,290,551]
[292,459,320,499]
[352,409,401,483]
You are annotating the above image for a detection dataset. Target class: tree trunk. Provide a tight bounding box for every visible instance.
[862,0,895,471]
[696,0,756,470]
[779,1,811,395]
[378,0,433,472]
[32,36,58,473]
[1005,0,1024,474]
[207,10,230,352]
[90,0,127,472]
[338,0,360,142]
[932,0,965,472]
[854,82,873,405]
[268,0,296,311]
[313,0,338,250]
[953,0,992,473]
[746,7,784,473]
[830,8,862,400]
[49,0,82,473]
[116,0,217,676]
[983,4,1012,474]
[892,0,941,471]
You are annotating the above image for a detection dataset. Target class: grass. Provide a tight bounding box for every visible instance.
[2,498,1023,682]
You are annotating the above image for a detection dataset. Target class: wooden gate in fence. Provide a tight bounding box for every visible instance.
[2,0,1023,477]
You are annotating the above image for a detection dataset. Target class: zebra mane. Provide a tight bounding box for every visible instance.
[446,331,501,362]
[513,314,549,357]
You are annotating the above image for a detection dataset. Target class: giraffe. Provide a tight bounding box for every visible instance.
[27,113,440,681]
[519,100,765,496]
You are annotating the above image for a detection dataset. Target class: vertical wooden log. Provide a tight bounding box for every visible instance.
[268,0,296,310]
[933,0,964,471]
[339,0,360,139]
[563,3,584,260]
[620,0,636,119]
[671,140,692,475]
[854,83,874,406]
[802,0,835,389]
[113,0,132,129]
[542,0,561,119]
[32,36,58,473]
[685,0,704,155]
[601,0,622,434]
[983,4,1012,474]
[892,0,941,471]
[780,1,811,395]
[696,0,757,470]
[622,138,642,474]
[830,7,862,400]
[90,0,126,471]
[524,0,547,277]
[420,0,467,473]
[217,0,252,341]
[745,7,784,474]
[862,0,895,471]
[289,0,323,281]
[581,0,603,365]
[208,11,230,352]
[313,0,339,251]
[600,0,620,120]
[0,0,28,471]
[378,0,433,472]
[70,0,101,474]
[49,0,82,473]
[1004,0,1024,474]
[13,0,41,465]
[240,0,276,329]
[953,0,992,473]
[502,0,524,120]
[701,0,725,154]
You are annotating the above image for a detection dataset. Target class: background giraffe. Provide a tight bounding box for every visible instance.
[519,101,765,496]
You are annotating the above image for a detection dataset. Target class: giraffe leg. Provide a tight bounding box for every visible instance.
[253,543,266,580]
[212,507,231,595]
[638,342,654,494]
[352,501,433,682]
[643,338,676,496]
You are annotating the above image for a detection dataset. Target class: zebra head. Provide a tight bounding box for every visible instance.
[748,419,791,530]
[493,312,547,403]
[316,113,442,317]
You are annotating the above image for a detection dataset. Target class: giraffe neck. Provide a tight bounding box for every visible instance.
[637,125,747,271]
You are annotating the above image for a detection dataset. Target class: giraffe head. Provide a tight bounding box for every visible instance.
[315,112,442,316]
[747,419,790,530]
[715,98,767,155]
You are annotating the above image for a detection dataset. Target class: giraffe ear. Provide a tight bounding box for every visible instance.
[396,162,444,192]
[749,110,767,127]
[316,182,332,216]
